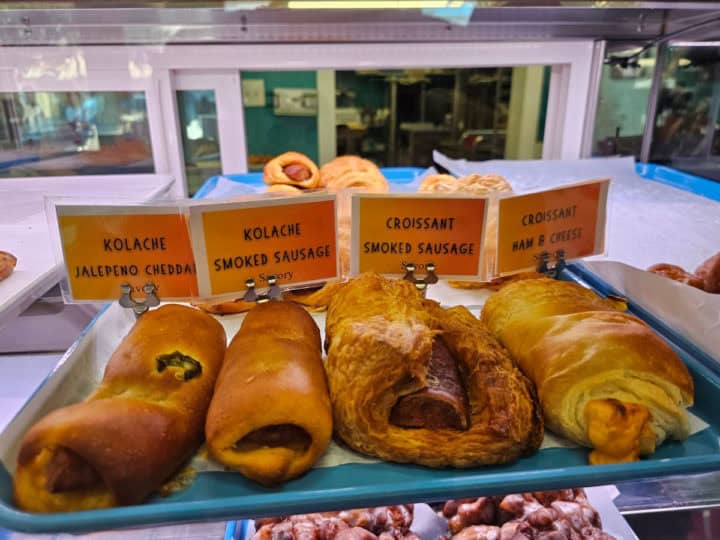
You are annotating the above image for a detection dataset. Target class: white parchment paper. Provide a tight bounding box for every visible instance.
[2,304,706,477]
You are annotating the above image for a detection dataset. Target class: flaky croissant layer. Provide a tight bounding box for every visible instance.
[325,273,543,468]
[481,278,694,463]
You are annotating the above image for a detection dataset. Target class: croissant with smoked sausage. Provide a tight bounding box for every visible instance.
[13,304,226,512]
[324,273,542,468]
[481,278,694,465]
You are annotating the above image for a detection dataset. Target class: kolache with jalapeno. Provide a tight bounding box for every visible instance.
[13,304,226,512]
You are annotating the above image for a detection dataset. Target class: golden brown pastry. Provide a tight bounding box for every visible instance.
[321,156,388,277]
[0,251,16,281]
[263,151,321,190]
[325,273,542,468]
[419,173,512,196]
[266,183,305,194]
[694,251,720,293]
[13,305,226,512]
[481,278,694,465]
[647,263,704,290]
[319,155,387,192]
[206,301,332,485]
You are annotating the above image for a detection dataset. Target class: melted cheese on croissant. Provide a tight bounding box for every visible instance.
[585,399,655,464]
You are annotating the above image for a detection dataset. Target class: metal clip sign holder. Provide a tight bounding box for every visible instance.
[535,249,567,278]
[402,262,439,293]
[242,274,283,304]
[119,282,160,318]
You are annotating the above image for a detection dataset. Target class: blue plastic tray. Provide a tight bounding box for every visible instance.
[192,167,426,199]
[0,264,718,533]
[635,162,720,203]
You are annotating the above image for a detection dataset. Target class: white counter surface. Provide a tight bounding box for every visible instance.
[0,175,174,331]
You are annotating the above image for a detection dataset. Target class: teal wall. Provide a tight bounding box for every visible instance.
[243,71,318,163]
[336,71,387,109]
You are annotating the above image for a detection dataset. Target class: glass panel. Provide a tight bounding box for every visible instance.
[592,48,655,158]
[649,44,720,181]
[241,67,548,170]
[176,90,222,196]
[242,71,319,171]
[0,91,153,177]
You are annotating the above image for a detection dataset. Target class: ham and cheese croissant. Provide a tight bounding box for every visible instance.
[13,304,226,512]
[263,151,321,190]
[325,273,542,468]
[481,278,694,465]
[205,301,332,485]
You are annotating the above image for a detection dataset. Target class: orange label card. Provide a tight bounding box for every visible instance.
[56,205,198,301]
[496,179,609,275]
[351,194,488,278]
[189,194,337,298]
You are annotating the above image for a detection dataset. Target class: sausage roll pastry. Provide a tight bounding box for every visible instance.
[13,305,226,513]
[325,273,543,468]
[263,151,321,190]
[481,278,694,465]
[206,301,332,485]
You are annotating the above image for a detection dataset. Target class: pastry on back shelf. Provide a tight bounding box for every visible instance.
[647,263,705,289]
[263,151,321,190]
[694,251,720,293]
[418,173,513,288]
[205,301,332,485]
[320,155,387,192]
[324,273,542,468]
[481,278,694,465]
[646,251,720,293]
[444,489,616,540]
[13,305,226,512]
[0,251,16,281]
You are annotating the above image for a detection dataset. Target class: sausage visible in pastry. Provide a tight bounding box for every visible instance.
[325,273,542,468]
[263,151,320,189]
[205,301,332,485]
[13,305,226,512]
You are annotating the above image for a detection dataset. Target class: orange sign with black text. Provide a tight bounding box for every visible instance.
[189,194,337,298]
[351,194,488,278]
[496,179,609,275]
[56,206,198,301]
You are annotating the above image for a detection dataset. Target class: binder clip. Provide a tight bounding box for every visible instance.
[119,282,160,318]
[535,249,566,278]
[242,275,282,304]
[402,262,439,294]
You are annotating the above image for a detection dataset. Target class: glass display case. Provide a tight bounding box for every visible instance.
[1,2,720,539]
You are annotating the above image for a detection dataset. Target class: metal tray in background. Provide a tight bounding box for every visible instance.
[0,265,718,534]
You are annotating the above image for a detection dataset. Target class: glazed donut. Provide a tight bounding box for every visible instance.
[694,252,720,293]
[647,263,705,290]
[263,151,320,189]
